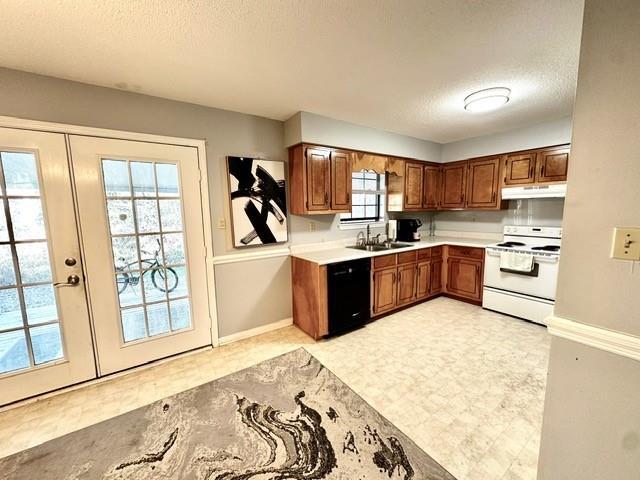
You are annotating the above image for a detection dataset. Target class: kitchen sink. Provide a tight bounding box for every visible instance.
[347,242,412,252]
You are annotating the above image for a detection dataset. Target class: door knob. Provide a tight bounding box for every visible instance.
[54,274,80,288]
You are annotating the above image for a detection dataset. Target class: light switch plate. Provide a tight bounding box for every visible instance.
[217,218,226,229]
[611,227,640,260]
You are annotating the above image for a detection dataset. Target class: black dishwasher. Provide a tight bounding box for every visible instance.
[327,258,371,336]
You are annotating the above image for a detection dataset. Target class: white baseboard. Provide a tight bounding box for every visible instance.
[217,318,294,346]
[546,315,640,362]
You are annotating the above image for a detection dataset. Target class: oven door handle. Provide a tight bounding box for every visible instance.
[499,264,540,277]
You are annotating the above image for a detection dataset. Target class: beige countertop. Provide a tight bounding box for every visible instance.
[290,236,495,265]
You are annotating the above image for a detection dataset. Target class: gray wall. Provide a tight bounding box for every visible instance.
[538,0,640,478]
[285,111,442,162]
[0,67,287,337]
[441,116,572,162]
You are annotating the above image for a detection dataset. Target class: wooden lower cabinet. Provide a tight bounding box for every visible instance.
[372,267,397,315]
[430,258,443,294]
[416,261,431,300]
[397,263,418,306]
[446,256,483,303]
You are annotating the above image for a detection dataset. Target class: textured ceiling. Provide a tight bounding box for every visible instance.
[0,0,584,143]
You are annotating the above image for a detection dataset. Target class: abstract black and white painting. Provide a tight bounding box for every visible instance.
[227,156,287,247]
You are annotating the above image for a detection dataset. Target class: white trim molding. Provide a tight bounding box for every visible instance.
[217,318,293,346]
[547,315,640,362]
[210,247,291,266]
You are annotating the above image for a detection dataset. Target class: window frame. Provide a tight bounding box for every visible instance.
[339,171,386,227]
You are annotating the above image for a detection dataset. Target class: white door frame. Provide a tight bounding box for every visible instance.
[0,116,220,348]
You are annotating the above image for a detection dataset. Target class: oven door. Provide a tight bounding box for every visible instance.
[483,248,559,300]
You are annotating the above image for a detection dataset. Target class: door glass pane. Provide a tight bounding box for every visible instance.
[0,289,21,330]
[1,152,40,196]
[0,245,16,286]
[0,150,64,374]
[134,199,160,233]
[0,208,8,242]
[9,199,46,240]
[112,236,139,272]
[24,285,58,325]
[159,199,182,231]
[121,307,146,342]
[16,242,52,283]
[147,302,170,336]
[101,159,193,343]
[30,323,63,365]
[107,200,135,234]
[131,162,156,197]
[102,160,130,197]
[156,163,179,197]
[0,329,29,374]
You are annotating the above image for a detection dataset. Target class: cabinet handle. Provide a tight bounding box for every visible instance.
[398,271,401,282]
[492,191,496,202]
[541,165,545,177]
[347,192,350,203]
[324,192,329,206]
[392,272,396,283]
[530,165,534,178]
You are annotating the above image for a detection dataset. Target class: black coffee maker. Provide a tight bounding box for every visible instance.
[396,219,423,242]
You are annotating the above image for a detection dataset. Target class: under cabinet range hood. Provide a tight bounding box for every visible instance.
[501,184,567,199]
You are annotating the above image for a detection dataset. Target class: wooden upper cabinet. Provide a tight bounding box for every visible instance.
[537,146,569,183]
[440,162,467,209]
[422,165,440,209]
[466,156,501,209]
[372,267,397,315]
[305,147,331,211]
[503,151,537,186]
[330,149,352,211]
[403,162,424,209]
[288,144,354,215]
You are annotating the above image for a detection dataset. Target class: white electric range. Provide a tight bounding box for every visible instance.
[483,226,562,325]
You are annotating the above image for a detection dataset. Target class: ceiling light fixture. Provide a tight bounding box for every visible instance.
[464,87,511,113]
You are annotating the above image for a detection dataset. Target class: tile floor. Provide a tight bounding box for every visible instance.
[0,297,550,480]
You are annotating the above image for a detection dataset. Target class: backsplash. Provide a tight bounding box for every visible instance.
[433,199,565,234]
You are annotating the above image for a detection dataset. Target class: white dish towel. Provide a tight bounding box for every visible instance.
[499,251,534,272]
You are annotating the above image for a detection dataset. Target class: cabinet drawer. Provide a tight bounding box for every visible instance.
[447,245,484,259]
[398,251,417,265]
[373,254,397,270]
[430,246,443,258]
[417,248,431,260]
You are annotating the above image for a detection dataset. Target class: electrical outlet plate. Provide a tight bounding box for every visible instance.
[217,218,226,229]
[611,227,640,260]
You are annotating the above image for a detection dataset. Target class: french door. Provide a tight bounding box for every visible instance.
[70,136,211,375]
[0,126,212,404]
[0,128,95,405]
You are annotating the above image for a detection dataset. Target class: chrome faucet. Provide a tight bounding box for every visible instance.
[356,231,366,247]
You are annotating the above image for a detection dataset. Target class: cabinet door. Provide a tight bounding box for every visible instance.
[430,259,443,294]
[503,152,536,186]
[537,146,569,183]
[373,267,397,315]
[447,258,482,301]
[440,162,467,209]
[423,165,440,209]
[330,149,352,211]
[396,263,417,306]
[416,261,431,300]
[306,147,331,210]
[404,162,424,209]
[466,156,500,208]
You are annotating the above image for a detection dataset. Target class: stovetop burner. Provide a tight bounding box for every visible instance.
[531,245,561,252]
[496,241,526,247]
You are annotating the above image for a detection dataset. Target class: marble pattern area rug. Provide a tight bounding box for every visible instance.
[0,348,455,480]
